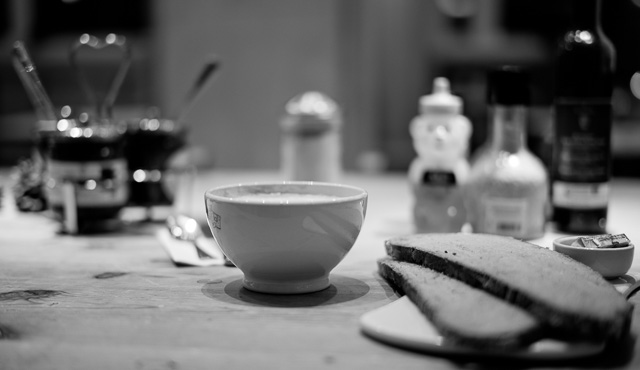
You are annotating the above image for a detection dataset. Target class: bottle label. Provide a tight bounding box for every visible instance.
[46,159,129,207]
[553,102,611,183]
[552,181,609,209]
[482,196,527,237]
[421,171,456,186]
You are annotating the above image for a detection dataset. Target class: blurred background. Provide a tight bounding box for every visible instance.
[1,0,640,175]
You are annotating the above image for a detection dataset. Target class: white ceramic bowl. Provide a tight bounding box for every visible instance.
[204,181,368,294]
[552,236,635,279]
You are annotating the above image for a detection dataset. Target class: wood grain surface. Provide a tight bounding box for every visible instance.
[1,170,639,370]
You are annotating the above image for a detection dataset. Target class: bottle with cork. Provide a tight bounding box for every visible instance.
[551,0,615,234]
[408,77,472,233]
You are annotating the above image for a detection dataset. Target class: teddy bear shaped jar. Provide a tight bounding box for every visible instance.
[408,77,472,233]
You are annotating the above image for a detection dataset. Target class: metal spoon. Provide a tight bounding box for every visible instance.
[166,214,234,266]
[11,41,58,121]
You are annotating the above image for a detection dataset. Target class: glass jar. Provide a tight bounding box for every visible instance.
[45,119,128,233]
[408,77,472,233]
[124,116,187,208]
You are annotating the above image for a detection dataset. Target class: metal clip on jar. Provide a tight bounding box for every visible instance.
[280,91,342,182]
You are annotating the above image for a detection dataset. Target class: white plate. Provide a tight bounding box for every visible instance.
[360,296,605,361]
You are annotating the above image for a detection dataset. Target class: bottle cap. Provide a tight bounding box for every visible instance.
[281,91,341,134]
[419,77,462,115]
[284,91,339,119]
[487,66,530,105]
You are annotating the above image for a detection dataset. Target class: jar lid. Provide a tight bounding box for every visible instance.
[127,117,182,134]
[281,91,341,133]
[419,77,462,115]
[285,91,339,119]
[49,118,125,141]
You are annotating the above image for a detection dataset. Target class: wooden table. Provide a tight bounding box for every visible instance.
[1,169,639,370]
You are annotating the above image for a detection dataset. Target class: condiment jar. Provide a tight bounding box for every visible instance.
[124,115,186,208]
[408,77,472,233]
[465,66,548,240]
[280,91,342,182]
[44,118,129,233]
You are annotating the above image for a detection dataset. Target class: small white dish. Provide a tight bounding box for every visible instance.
[553,236,634,279]
[360,296,605,360]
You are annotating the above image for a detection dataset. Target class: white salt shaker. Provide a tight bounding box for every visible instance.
[280,91,342,182]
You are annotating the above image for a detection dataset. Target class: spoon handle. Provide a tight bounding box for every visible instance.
[176,55,220,126]
[11,41,58,121]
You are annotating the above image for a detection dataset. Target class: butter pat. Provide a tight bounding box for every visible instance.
[571,234,631,249]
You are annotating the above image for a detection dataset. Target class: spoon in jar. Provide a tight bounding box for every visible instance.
[175,54,221,128]
[11,41,58,121]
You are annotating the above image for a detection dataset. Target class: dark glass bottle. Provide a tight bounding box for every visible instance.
[552,0,615,234]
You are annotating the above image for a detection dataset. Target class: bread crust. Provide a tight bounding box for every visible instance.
[385,233,633,344]
[378,258,544,349]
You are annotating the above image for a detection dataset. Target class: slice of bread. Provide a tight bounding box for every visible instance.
[385,233,633,344]
[378,257,544,349]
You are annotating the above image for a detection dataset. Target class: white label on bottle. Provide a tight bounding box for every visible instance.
[62,181,78,234]
[482,196,527,237]
[552,181,609,209]
[46,159,129,207]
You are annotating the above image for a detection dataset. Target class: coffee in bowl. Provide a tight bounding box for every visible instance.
[204,182,368,294]
[232,192,338,203]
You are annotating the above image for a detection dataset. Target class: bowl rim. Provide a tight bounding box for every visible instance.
[553,235,635,252]
[204,181,368,205]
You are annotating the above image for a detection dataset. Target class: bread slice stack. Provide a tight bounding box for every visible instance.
[379,233,633,350]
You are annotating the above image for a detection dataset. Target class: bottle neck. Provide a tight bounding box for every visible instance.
[570,0,601,30]
[488,105,527,153]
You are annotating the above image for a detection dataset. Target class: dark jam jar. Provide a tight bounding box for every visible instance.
[124,117,186,207]
[45,119,129,233]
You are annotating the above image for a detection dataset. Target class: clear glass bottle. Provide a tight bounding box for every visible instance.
[465,67,548,240]
[552,0,615,234]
